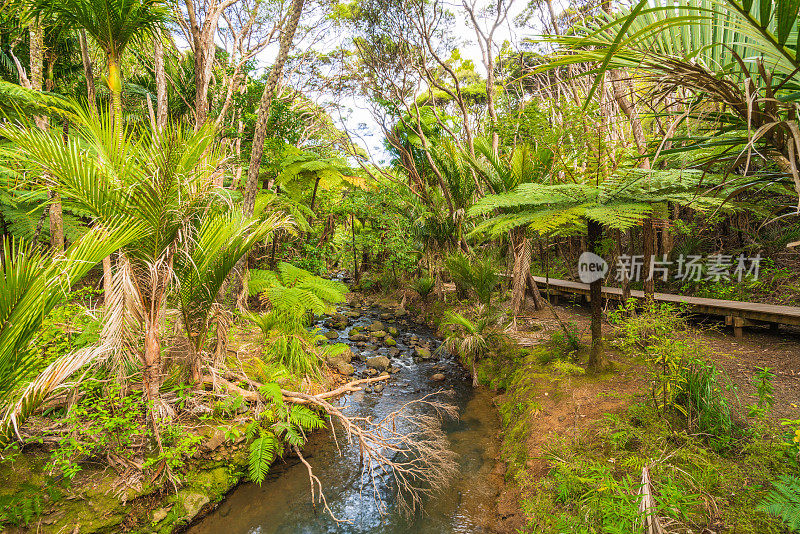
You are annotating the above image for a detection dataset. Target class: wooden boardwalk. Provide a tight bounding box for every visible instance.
[531,276,800,338]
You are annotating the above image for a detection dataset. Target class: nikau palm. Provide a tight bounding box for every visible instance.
[0,225,141,444]
[542,0,800,210]
[175,211,290,382]
[29,0,170,141]
[1,106,250,418]
[440,311,496,387]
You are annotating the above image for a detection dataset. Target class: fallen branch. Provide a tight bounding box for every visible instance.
[210,372,391,405]
[281,389,459,517]
[637,466,665,534]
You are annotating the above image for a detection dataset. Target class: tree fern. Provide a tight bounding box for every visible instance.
[249,262,347,318]
[759,475,800,532]
[248,431,280,485]
[468,168,741,239]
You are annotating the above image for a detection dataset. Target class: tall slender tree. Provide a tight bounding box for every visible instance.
[31,0,170,143]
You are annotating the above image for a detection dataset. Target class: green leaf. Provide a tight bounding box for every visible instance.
[258,382,284,407]
[248,432,279,485]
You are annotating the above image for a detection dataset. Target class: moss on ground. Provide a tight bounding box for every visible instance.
[488,341,797,533]
[0,440,250,533]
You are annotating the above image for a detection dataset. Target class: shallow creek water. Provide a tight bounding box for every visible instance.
[187,304,502,534]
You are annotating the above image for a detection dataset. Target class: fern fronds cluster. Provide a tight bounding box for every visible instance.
[246,385,326,485]
[468,168,742,240]
[759,475,800,532]
[249,262,347,319]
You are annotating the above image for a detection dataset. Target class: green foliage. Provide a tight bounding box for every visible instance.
[174,210,288,357]
[411,276,435,300]
[518,400,795,533]
[49,383,149,480]
[469,169,737,240]
[244,386,325,485]
[678,357,735,452]
[549,322,581,357]
[759,475,800,533]
[0,222,141,444]
[250,262,348,320]
[0,483,61,527]
[141,424,202,476]
[440,310,502,385]
[443,252,499,305]
[608,299,688,351]
[749,367,776,420]
[36,287,102,363]
[610,301,735,451]
[246,311,337,378]
[444,252,472,299]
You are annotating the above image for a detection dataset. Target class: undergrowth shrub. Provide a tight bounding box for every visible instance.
[444,252,499,305]
[49,383,149,481]
[546,322,580,360]
[523,403,795,533]
[608,299,688,349]
[610,301,736,451]
[411,276,435,301]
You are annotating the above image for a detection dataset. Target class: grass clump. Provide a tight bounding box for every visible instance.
[520,403,796,533]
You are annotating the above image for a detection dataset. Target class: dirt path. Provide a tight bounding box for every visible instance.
[493,299,800,531]
[516,300,800,420]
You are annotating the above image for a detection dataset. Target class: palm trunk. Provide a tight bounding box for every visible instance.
[189,340,203,383]
[154,31,167,132]
[107,54,124,146]
[143,315,169,417]
[587,219,604,372]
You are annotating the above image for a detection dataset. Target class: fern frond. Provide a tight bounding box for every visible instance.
[289,405,326,432]
[759,475,800,532]
[248,269,281,296]
[248,431,280,485]
[258,382,284,407]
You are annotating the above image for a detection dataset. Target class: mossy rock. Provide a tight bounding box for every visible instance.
[388,326,399,336]
[384,336,397,347]
[415,347,432,360]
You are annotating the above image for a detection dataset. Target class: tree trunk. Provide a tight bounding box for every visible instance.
[587,219,604,372]
[351,214,359,281]
[78,30,97,117]
[525,271,543,310]
[643,217,655,297]
[510,227,533,316]
[49,191,64,253]
[243,0,305,216]
[310,175,321,212]
[154,31,167,132]
[236,0,305,308]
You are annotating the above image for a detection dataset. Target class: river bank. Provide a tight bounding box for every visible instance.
[1,292,519,533]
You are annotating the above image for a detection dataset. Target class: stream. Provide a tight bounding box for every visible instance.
[187,302,502,534]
